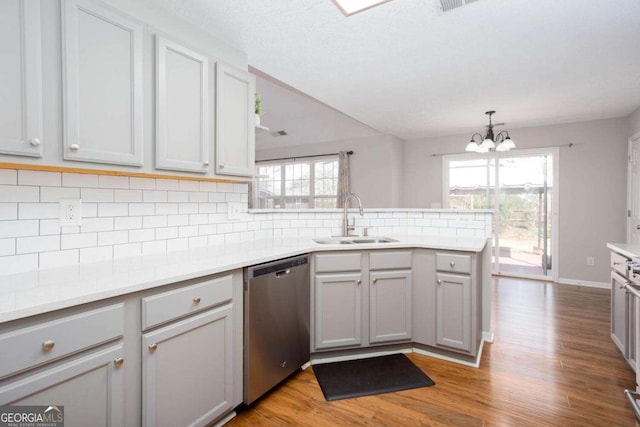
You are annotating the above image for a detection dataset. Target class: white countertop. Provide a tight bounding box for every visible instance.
[0,235,487,323]
[608,242,640,259]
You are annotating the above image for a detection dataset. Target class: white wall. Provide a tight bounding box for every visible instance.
[402,117,629,284]
[629,106,640,137]
[256,135,404,208]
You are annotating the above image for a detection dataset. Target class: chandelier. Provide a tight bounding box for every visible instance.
[465,111,516,153]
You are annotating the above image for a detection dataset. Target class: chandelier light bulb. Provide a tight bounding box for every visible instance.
[465,141,479,152]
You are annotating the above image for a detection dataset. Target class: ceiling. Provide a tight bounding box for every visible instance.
[147,0,640,141]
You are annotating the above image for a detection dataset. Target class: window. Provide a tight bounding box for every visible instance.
[255,157,339,209]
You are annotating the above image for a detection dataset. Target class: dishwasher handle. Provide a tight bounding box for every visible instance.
[275,269,291,278]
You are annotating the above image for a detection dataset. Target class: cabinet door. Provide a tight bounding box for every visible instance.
[369,270,412,344]
[628,287,637,368]
[0,344,125,427]
[62,0,143,166]
[215,63,255,176]
[156,36,210,173]
[435,272,471,353]
[611,272,628,355]
[0,0,43,157]
[314,273,362,350]
[142,305,234,427]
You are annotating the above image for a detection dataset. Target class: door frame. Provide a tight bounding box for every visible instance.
[627,131,640,243]
[442,147,559,282]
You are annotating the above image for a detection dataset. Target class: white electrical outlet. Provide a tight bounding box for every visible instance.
[59,199,82,227]
[227,202,242,220]
[586,256,595,266]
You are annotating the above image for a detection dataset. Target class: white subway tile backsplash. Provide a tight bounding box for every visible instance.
[81,188,114,202]
[189,192,208,203]
[41,187,80,202]
[156,227,178,240]
[208,192,225,203]
[18,170,61,187]
[98,175,129,189]
[218,183,234,193]
[217,223,232,233]
[39,249,78,269]
[39,219,60,235]
[225,193,241,202]
[189,214,208,226]
[178,225,198,238]
[83,203,97,218]
[129,228,154,242]
[155,203,178,215]
[18,203,58,219]
[188,236,207,248]
[61,233,97,249]
[0,203,18,220]
[113,242,141,259]
[168,191,189,202]
[0,185,39,202]
[98,230,128,246]
[156,179,180,191]
[98,203,128,217]
[167,215,188,227]
[167,238,189,252]
[0,170,17,185]
[143,216,168,229]
[0,220,39,238]
[129,203,155,216]
[17,235,60,254]
[80,246,113,263]
[198,203,217,214]
[129,177,155,190]
[0,253,38,274]
[207,234,224,246]
[199,182,217,192]
[62,173,99,188]
[142,240,166,255]
[81,217,114,233]
[114,189,143,202]
[179,180,199,191]
[179,203,198,215]
[198,224,217,235]
[142,190,167,203]
[114,216,143,230]
[0,238,15,256]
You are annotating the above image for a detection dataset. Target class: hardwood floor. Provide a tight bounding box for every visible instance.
[226,278,639,426]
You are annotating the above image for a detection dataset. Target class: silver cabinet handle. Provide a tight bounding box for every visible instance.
[69,144,80,151]
[193,296,201,304]
[148,343,158,353]
[613,262,620,266]
[437,279,443,285]
[450,261,456,267]
[203,161,209,166]
[373,278,378,284]
[113,358,124,368]
[356,279,361,285]
[42,340,55,351]
[219,163,225,169]
[30,138,41,146]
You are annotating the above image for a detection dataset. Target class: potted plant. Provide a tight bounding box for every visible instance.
[255,93,263,126]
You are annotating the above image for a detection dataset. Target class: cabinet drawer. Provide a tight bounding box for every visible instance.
[436,253,471,274]
[0,304,124,380]
[142,274,233,330]
[315,253,361,273]
[369,251,412,270]
[611,251,630,277]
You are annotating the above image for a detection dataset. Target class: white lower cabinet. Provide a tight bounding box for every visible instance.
[142,305,234,427]
[314,272,363,350]
[611,271,628,355]
[0,344,125,427]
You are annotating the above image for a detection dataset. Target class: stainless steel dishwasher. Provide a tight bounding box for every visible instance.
[243,254,310,404]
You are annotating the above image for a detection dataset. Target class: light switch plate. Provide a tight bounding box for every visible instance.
[59,199,82,227]
[227,202,242,220]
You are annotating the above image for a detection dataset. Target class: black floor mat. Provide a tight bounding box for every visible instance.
[312,353,435,401]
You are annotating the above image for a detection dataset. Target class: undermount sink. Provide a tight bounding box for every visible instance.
[313,237,398,245]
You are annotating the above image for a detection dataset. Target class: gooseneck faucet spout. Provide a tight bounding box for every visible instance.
[342,193,364,236]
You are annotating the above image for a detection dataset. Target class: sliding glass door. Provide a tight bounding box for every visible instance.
[445,149,558,280]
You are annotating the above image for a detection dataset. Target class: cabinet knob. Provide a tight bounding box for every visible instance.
[373,278,378,284]
[69,144,80,151]
[356,279,361,285]
[613,262,620,266]
[203,161,209,167]
[113,358,124,368]
[30,137,41,147]
[193,296,201,304]
[437,279,443,285]
[148,343,158,353]
[219,163,225,169]
[450,261,456,267]
[42,340,55,351]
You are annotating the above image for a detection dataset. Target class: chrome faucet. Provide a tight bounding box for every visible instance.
[342,193,364,236]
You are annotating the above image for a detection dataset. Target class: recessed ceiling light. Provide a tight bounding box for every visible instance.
[331,0,393,16]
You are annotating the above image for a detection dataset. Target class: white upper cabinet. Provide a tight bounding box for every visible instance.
[215,63,255,177]
[61,0,143,166]
[156,36,210,173]
[0,0,43,157]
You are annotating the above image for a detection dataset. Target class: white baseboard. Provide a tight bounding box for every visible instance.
[558,277,610,289]
[213,411,236,427]
[482,330,495,343]
[412,339,484,369]
[310,347,412,365]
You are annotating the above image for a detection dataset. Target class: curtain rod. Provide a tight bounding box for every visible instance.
[430,143,574,157]
[256,150,353,163]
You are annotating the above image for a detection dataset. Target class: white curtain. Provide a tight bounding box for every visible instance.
[336,151,350,208]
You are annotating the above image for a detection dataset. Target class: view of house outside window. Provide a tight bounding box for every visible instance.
[255,157,339,208]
